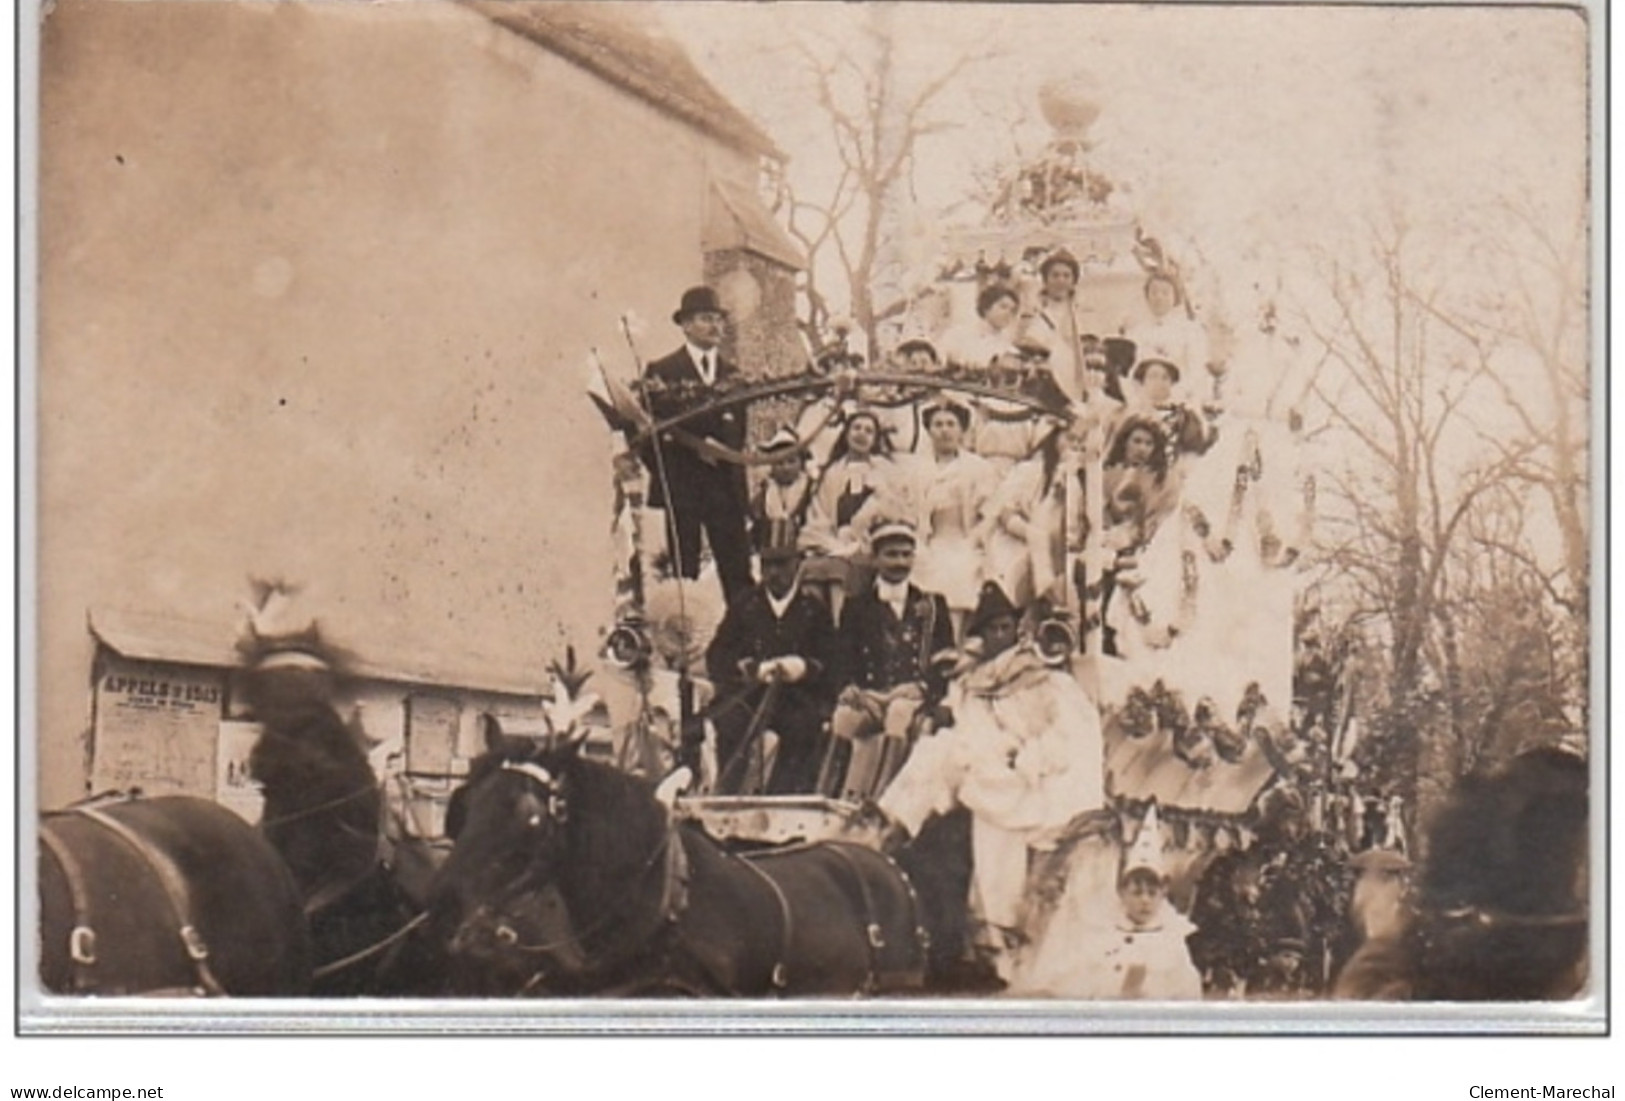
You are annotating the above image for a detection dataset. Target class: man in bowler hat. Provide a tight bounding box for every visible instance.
[641,285,754,604]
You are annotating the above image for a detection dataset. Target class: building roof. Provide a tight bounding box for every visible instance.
[89,606,549,699]
[466,1,784,160]
[705,178,805,270]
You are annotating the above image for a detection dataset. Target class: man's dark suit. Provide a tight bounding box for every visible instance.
[641,345,753,603]
[830,582,969,986]
[833,584,955,695]
[704,584,836,794]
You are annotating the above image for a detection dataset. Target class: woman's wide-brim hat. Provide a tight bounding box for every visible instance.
[672,285,728,325]
[966,581,1020,638]
[1132,356,1181,384]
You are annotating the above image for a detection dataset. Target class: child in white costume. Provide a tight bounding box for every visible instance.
[1016,803,1204,999]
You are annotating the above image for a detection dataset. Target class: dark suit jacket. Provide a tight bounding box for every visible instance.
[705,585,835,743]
[640,346,749,511]
[834,584,954,695]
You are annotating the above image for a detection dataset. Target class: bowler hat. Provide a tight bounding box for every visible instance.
[672,285,728,325]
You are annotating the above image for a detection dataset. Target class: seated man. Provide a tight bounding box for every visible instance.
[704,521,835,795]
[877,581,1106,982]
[819,518,955,801]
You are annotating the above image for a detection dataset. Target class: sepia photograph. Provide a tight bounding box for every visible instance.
[15,0,1604,1041]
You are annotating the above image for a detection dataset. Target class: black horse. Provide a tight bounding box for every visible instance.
[1333,746,1590,1002]
[39,794,313,996]
[248,689,447,996]
[430,733,929,997]
[1407,747,1590,1001]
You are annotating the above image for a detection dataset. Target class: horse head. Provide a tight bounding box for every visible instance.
[1408,747,1589,1001]
[431,748,587,990]
[249,702,382,898]
[430,733,674,994]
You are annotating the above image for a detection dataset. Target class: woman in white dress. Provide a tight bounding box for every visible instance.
[801,409,897,559]
[904,399,995,639]
[978,423,1070,610]
[1123,272,1210,388]
[938,283,1022,371]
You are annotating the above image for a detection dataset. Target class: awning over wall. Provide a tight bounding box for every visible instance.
[705,177,805,271]
[89,607,548,699]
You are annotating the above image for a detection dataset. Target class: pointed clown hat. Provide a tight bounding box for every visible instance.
[1121,801,1167,883]
[966,580,1020,639]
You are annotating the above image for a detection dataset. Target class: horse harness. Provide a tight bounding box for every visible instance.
[260,779,429,985]
[39,798,227,997]
[493,760,923,997]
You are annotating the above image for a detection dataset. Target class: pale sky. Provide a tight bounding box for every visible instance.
[663,2,1589,316]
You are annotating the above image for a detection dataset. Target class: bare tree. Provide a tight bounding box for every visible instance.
[1420,192,1590,696]
[777,6,997,351]
[1300,218,1563,810]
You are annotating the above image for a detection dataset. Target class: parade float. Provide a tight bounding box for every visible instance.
[578,80,1395,988]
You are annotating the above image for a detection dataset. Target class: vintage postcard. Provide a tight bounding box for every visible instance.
[18,0,1603,1038]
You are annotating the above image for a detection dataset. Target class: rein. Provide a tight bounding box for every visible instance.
[310,911,429,980]
[259,781,379,829]
[1434,906,1587,930]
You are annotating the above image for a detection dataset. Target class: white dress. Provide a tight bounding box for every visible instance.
[899,450,995,612]
[800,454,897,558]
[978,454,1068,608]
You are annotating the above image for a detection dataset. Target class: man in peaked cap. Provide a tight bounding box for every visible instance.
[820,518,956,803]
[877,580,1106,987]
[704,521,835,795]
[640,285,754,605]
